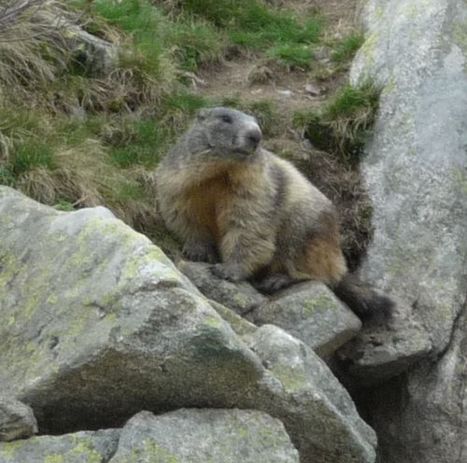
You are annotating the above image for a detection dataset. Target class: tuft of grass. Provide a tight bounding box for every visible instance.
[13,143,57,176]
[267,44,314,69]
[83,0,224,73]
[294,82,381,162]
[331,33,365,63]
[177,0,322,68]
[107,120,172,168]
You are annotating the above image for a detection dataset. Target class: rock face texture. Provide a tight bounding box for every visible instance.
[0,187,263,432]
[246,325,377,463]
[110,409,299,463]
[347,0,467,461]
[178,261,362,358]
[0,397,37,442]
[178,260,267,316]
[0,187,376,463]
[248,282,362,357]
[0,410,298,463]
[0,429,120,463]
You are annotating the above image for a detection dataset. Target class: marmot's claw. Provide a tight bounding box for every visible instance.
[211,263,246,282]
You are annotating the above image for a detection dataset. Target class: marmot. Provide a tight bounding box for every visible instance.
[156,107,392,320]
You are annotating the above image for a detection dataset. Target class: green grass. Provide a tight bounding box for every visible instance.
[108,120,171,168]
[13,142,57,175]
[181,0,322,66]
[294,82,381,162]
[331,33,365,64]
[267,44,314,69]
[78,0,224,73]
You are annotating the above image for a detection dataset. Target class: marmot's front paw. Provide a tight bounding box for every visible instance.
[183,241,218,264]
[211,263,248,282]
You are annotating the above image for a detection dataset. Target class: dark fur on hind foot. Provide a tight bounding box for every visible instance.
[334,273,394,324]
[254,274,296,294]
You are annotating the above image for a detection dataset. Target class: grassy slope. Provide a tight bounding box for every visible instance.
[0,0,374,262]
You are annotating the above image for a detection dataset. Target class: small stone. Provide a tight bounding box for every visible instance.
[0,397,38,442]
[277,89,294,97]
[304,83,322,96]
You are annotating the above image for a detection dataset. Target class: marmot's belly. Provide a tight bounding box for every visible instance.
[184,176,232,243]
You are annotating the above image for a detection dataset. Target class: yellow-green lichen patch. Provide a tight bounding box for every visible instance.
[453,22,467,59]
[123,439,180,463]
[0,252,24,292]
[303,293,338,316]
[44,455,65,463]
[0,440,24,459]
[453,168,467,195]
[359,32,379,67]
[68,440,103,463]
[203,314,224,329]
[270,363,308,393]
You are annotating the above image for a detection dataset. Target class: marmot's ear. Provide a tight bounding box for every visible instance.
[197,108,209,122]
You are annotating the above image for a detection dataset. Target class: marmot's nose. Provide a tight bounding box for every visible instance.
[247,128,262,148]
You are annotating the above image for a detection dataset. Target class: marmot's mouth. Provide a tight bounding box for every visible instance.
[234,147,258,156]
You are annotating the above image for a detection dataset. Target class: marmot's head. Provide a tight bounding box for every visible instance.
[196,107,262,158]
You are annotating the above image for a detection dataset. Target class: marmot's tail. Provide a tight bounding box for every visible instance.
[334,273,393,322]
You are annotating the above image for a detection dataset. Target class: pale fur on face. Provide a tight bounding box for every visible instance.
[196,107,263,157]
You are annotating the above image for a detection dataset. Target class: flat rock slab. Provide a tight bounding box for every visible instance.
[248,282,362,357]
[337,298,432,385]
[0,429,119,463]
[177,260,266,315]
[0,397,37,442]
[109,409,299,463]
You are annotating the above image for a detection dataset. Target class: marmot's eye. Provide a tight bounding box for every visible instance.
[221,115,233,124]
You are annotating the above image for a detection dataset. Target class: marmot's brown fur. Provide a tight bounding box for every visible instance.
[156,107,392,320]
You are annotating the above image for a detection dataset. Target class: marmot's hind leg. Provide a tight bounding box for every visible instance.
[302,236,347,285]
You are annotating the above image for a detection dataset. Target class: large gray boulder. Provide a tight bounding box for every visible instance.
[0,429,119,463]
[0,187,376,462]
[346,0,467,461]
[0,397,37,442]
[350,0,467,364]
[0,186,263,433]
[109,409,299,463]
